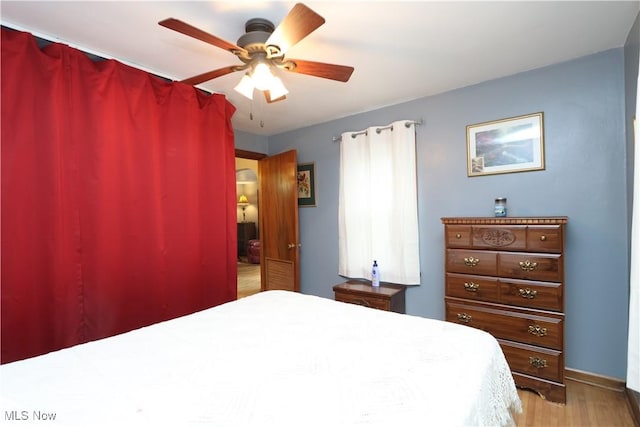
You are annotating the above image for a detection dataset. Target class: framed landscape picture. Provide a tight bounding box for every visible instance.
[297,162,316,207]
[467,112,545,177]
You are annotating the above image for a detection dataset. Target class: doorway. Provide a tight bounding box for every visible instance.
[236,151,264,298]
[234,148,300,295]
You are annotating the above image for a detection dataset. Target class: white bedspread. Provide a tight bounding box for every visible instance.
[0,291,520,426]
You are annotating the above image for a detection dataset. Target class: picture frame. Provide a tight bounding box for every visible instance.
[297,162,316,207]
[466,112,545,177]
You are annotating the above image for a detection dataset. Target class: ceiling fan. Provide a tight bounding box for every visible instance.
[159,3,355,103]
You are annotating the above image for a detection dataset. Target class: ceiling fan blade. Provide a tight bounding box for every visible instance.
[266,3,325,54]
[286,59,354,82]
[264,90,287,104]
[180,66,240,86]
[159,18,244,54]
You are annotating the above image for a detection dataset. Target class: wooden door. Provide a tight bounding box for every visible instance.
[258,150,300,291]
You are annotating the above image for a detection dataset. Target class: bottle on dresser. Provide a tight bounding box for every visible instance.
[371,260,380,287]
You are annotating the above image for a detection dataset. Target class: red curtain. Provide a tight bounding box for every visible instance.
[1,29,238,363]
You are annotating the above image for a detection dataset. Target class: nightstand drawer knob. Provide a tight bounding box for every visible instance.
[519,288,538,299]
[463,282,480,292]
[457,313,472,323]
[463,256,480,267]
[456,233,462,239]
[540,235,547,241]
[519,260,538,271]
[528,324,548,337]
[529,357,548,369]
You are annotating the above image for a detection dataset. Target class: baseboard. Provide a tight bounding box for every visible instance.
[625,388,640,427]
[564,367,625,392]
[565,368,640,426]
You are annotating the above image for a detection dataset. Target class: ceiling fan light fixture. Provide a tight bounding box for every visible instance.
[234,74,254,99]
[251,62,275,91]
[268,76,289,100]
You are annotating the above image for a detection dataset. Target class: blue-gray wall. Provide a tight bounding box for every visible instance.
[626,13,640,241]
[235,130,268,154]
[261,46,632,380]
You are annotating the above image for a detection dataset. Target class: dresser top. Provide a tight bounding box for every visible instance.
[441,216,568,225]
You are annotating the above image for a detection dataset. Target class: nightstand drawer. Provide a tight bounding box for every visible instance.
[333,281,405,313]
[335,292,390,310]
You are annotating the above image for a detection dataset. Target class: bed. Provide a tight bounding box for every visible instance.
[0,290,521,426]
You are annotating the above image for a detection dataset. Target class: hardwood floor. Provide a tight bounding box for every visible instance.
[237,260,261,299]
[514,379,637,426]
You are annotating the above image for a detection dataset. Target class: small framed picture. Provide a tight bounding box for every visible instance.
[467,112,545,177]
[297,162,316,207]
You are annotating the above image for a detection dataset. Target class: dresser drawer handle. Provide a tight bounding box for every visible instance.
[463,257,480,267]
[540,235,547,241]
[519,260,538,271]
[519,288,538,299]
[529,357,548,369]
[528,324,548,337]
[463,282,480,292]
[457,313,472,323]
[456,233,462,239]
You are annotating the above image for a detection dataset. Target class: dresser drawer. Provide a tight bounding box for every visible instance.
[498,252,562,282]
[499,279,563,311]
[499,339,564,382]
[446,249,497,276]
[445,298,564,350]
[445,225,472,248]
[446,273,499,302]
[527,225,563,253]
[472,226,527,250]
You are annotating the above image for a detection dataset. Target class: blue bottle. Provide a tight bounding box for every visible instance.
[372,260,380,287]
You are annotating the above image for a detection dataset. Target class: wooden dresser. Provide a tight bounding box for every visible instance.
[333,280,406,314]
[441,216,568,403]
[237,222,256,257]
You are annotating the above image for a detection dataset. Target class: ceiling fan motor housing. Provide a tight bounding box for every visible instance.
[237,18,276,53]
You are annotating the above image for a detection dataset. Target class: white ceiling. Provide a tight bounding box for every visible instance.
[1,1,638,136]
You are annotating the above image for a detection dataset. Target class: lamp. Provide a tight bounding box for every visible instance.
[238,194,250,222]
[234,61,289,102]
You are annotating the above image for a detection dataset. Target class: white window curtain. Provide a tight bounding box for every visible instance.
[628,57,640,393]
[338,120,420,285]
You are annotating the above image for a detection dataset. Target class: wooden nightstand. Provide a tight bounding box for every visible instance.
[333,280,406,313]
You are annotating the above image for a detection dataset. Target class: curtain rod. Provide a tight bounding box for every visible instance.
[331,119,423,143]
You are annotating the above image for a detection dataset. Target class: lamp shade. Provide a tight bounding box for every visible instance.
[252,62,274,91]
[234,74,254,100]
[267,76,289,101]
[238,194,249,205]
